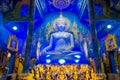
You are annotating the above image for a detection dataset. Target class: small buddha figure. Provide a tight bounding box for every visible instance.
[46,65,51,80]
[46,71,51,80]
[57,66,67,80]
[73,65,78,80]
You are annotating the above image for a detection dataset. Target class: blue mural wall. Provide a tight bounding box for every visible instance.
[0,12,11,48]
[3,21,29,54]
[95,19,120,53]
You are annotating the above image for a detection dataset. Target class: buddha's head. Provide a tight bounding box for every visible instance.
[53,14,70,31]
[56,16,67,31]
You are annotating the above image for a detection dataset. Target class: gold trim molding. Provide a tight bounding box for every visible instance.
[7,35,18,52]
[105,34,117,51]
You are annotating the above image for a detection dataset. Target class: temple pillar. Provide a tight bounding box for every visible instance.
[88,0,101,73]
[23,0,35,73]
[0,1,2,45]
[108,51,117,73]
[8,51,16,74]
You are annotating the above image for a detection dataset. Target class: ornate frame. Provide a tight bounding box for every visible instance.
[105,34,117,51]
[7,35,18,51]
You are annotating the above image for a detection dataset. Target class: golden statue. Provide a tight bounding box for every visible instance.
[57,66,67,80]
[73,65,78,80]
[46,71,51,80]
[46,65,51,80]
[73,71,78,80]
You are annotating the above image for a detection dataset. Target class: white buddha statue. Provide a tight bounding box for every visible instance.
[42,14,75,54]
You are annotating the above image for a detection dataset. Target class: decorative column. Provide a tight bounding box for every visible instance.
[88,0,101,73]
[0,1,2,43]
[23,0,35,73]
[8,51,16,74]
[109,51,117,73]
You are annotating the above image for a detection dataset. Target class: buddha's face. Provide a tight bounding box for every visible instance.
[56,20,66,31]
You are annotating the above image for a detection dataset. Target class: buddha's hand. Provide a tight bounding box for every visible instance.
[65,46,73,51]
[42,49,46,54]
